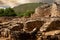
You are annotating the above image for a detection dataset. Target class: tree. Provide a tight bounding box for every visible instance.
[0,8,17,16]
[4,8,17,16]
[0,9,4,16]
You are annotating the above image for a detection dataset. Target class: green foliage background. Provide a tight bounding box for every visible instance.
[0,3,43,17]
[0,8,34,17]
[0,8,16,16]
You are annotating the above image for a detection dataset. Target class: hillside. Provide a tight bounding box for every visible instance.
[13,3,43,13]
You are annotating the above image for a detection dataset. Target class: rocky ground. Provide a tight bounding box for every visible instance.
[0,3,60,40]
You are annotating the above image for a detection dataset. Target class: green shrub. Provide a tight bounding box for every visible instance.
[16,13,24,17]
[23,10,34,17]
[4,8,17,16]
[0,9,4,16]
[16,10,34,17]
[0,8,17,16]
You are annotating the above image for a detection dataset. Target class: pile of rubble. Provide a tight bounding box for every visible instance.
[0,3,60,40]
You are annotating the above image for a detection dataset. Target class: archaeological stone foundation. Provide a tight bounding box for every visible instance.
[0,3,60,40]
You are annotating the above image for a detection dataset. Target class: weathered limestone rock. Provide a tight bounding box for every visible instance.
[0,28,10,38]
[32,2,60,19]
[50,3,60,17]
[31,4,51,18]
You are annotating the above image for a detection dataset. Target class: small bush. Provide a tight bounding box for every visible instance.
[0,8,17,17]
[16,10,34,17]
[0,9,4,16]
[16,13,24,17]
[23,10,34,17]
[4,8,17,16]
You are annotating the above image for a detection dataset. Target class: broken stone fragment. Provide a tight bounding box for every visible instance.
[1,28,10,38]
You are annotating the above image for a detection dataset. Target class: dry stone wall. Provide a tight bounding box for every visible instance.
[24,21,44,31]
[0,3,60,40]
[46,21,60,32]
[0,17,60,40]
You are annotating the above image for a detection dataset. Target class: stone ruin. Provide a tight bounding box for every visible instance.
[0,3,60,40]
